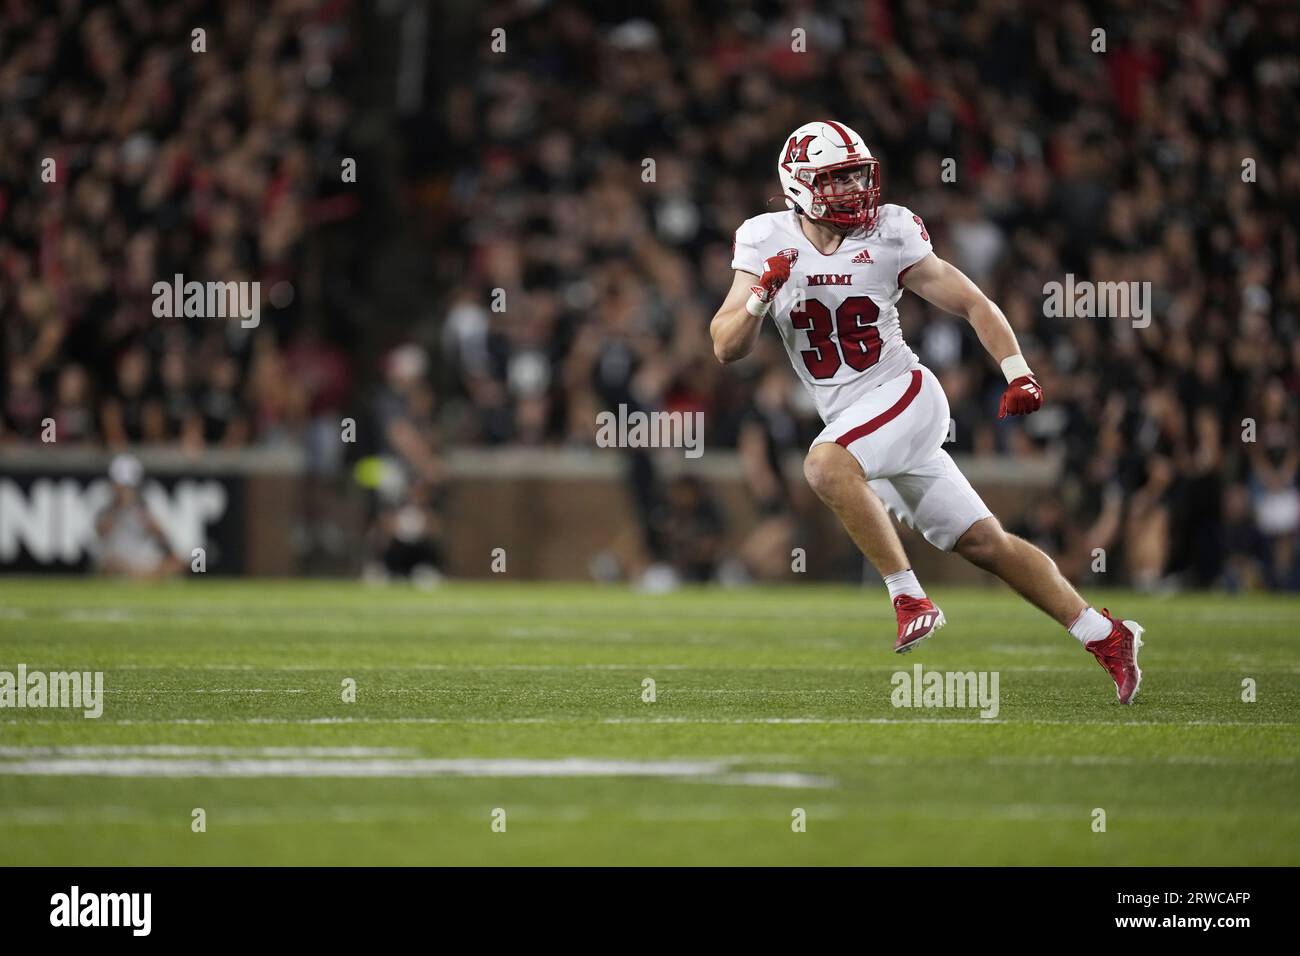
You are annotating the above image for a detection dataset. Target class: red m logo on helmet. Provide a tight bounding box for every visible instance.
[781,134,816,170]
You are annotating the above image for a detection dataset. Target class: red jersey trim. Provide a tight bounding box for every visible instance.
[834,370,923,447]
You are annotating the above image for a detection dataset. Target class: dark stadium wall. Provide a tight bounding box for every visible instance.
[441,465,1052,584]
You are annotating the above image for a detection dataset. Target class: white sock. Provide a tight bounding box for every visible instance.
[884,569,925,602]
[1068,607,1111,644]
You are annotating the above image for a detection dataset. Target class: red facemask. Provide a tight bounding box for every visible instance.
[806,159,881,229]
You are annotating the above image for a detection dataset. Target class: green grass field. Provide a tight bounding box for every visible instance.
[1,578,1296,866]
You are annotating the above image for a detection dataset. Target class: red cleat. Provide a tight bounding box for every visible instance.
[893,595,945,654]
[1085,609,1144,704]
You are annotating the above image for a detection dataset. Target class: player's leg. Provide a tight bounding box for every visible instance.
[951,516,1143,702]
[952,517,1084,626]
[803,442,941,650]
[896,449,1144,703]
[803,442,909,576]
[807,367,951,651]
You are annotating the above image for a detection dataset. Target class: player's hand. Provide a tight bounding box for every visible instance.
[751,250,798,303]
[998,375,1044,418]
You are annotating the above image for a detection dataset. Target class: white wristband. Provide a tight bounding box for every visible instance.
[745,291,771,318]
[1000,354,1032,383]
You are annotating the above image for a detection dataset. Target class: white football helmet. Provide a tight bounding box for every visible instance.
[777,120,881,230]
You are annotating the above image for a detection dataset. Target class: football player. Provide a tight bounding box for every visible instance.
[710,121,1143,703]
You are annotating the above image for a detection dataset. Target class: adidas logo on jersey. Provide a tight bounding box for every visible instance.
[851,249,874,263]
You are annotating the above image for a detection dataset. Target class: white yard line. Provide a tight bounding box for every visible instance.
[101,689,309,694]
[17,662,1278,674]
[3,801,1295,829]
[0,745,412,757]
[2,746,1284,765]
[2,715,1295,727]
[111,663,712,671]
[0,802,829,827]
[0,755,832,788]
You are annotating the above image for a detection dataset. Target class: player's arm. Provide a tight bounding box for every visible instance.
[710,250,797,364]
[710,269,763,364]
[902,252,1043,418]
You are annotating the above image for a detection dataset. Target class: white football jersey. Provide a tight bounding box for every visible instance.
[732,204,933,424]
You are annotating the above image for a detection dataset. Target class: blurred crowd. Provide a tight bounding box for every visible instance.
[425,0,1300,590]
[5,1,1299,590]
[0,0,357,457]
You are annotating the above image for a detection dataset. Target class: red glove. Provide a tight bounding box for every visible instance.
[999,375,1044,418]
[750,249,798,303]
